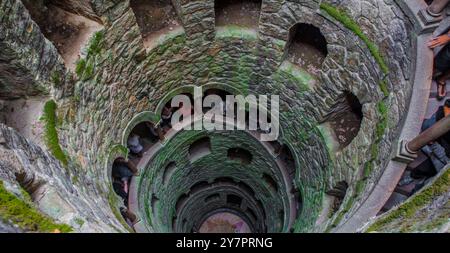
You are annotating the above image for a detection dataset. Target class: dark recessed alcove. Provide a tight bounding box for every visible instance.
[215,0,262,29]
[162,162,177,185]
[322,91,363,149]
[285,23,328,71]
[21,0,103,71]
[227,194,243,206]
[326,181,348,215]
[262,173,278,193]
[227,147,253,164]
[188,137,212,162]
[129,0,182,49]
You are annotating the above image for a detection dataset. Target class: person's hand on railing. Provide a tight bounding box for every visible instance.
[428,32,450,49]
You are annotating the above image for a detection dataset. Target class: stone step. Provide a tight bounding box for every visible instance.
[395,181,417,195]
[381,192,409,212]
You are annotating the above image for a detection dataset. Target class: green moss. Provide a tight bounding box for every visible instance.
[71,175,79,184]
[216,25,258,40]
[320,3,389,96]
[379,80,389,97]
[422,213,449,232]
[363,161,374,178]
[0,181,72,233]
[355,180,366,195]
[74,31,103,81]
[51,71,62,87]
[320,3,388,74]
[329,194,356,229]
[19,188,32,204]
[41,100,68,166]
[367,169,450,232]
[74,218,84,227]
[86,31,104,58]
[376,101,388,139]
[109,145,129,159]
[108,190,134,233]
[279,61,314,92]
[370,142,379,161]
[82,60,95,81]
[75,59,86,77]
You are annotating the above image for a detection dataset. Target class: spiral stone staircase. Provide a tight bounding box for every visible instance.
[0,0,448,233]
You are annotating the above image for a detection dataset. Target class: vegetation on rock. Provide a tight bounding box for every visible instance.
[41,100,68,166]
[0,181,72,233]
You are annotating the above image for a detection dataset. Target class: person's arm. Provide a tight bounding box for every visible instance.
[126,160,138,174]
[428,30,450,49]
[123,180,129,194]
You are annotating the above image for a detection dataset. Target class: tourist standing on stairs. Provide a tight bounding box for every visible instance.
[421,99,450,172]
[127,134,144,158]
[429,28,450,100]
[112,158,137,206]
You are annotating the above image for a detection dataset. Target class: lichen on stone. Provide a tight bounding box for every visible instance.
[0,181,72,233]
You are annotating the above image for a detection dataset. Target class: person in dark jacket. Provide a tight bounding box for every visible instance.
[429,30,450,100]
[421,99,450,169]
[422,99,450,150]
[112,158,137,206]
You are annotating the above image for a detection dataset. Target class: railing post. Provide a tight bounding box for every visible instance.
[419,0,450,25]
[394,115,450,163]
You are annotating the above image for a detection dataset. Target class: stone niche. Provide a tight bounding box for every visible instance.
[321,91,363,150]
[129,0,183,50]
[285,23,328,72]
[214,0,262,29]
[21,0,104,71]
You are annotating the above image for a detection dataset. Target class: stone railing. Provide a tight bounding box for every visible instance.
[419,0,450,25]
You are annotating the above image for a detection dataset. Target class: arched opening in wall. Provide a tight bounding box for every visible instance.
[162,162,177,185]
[322,91,363,149]
[262,173,278,193]
[127,121,162,160]
[214,0,262,29]
[227,148,253,165]
[285,23,328,72]
[256,199,266,220]
[160,93,194,132]
[202,89,231,114]
[199,212,252,233]
[268,141,283,156]
[129,0,183,50]
[172,216,177,231]
[21,0,104,71]
[188,137,212,162]
[326,181,348,216]
[247,208,257,221]
[237,182,255,197]
[291,188,303,217]
[14,171,44,201]
[278,209,284,230]
[111,158,136,206]
[279,145,296,179]
[205,193,221,203]
[226,194,243,207]
[190,181,210,193]
[214,177,235,184]
[151,195,160,217]
[176,193,189,214]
